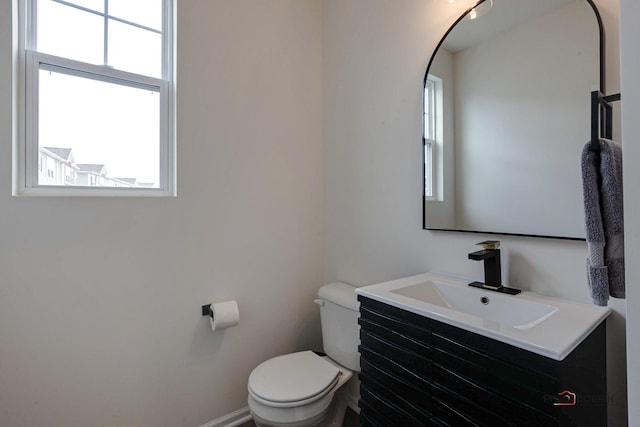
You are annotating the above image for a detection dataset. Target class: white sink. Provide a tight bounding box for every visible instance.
[391,280,558,330]
[356,273,611,360]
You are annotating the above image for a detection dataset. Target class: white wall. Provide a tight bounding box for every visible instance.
[323,0,627,425]
[0,1,324,426]
[619,0,640,425]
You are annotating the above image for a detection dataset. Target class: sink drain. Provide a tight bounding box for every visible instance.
[480,296,490,305]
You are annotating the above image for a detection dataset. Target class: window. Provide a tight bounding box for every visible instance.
[423,74,443,201]
[17,0,175,196]
[424,79,435,198]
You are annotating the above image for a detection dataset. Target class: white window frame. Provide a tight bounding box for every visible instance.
[15,0,176,197]
[424,74,444,202]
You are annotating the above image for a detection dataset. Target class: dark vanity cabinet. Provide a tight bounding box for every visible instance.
[358,296,607,427]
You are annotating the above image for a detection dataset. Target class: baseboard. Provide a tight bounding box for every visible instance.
[199,406,252,427]
[199,392,358,427]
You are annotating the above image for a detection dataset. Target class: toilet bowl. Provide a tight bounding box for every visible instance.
[247,283,360,427]
[248,351,353,427]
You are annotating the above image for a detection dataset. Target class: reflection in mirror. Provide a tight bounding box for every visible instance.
[423,0,603,239]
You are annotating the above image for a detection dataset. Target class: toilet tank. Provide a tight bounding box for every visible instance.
[316,283,360,372]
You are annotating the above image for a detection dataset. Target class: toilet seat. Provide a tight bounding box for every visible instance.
[248,351,341,407]
[248,353,354,427]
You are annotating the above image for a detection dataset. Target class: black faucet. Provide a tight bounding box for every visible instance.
[468,241,521,295]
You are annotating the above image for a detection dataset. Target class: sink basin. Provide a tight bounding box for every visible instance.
[391,280,558,329]
[356,273,611,360]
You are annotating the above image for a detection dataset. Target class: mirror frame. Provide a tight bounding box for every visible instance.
[422,0,606,241]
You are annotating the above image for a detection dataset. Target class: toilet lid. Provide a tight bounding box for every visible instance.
[248,351,341,404]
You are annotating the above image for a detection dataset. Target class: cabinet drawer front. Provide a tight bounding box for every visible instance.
[360,321,431,375]
[359,297,431,330]
[359,303,431,346]
[431,396,485,427]
[433,364,557,426]
[430,383,515,427]
[360,383,428,426]
[359,398,400,427]
[360,349,434,417]
[433,333,558,414]
[359,401,390,427]
[359,344,432,393]
[360,372,432,422]
[360,347,432,394]
[432,321,558,375]
[359,316,432,357]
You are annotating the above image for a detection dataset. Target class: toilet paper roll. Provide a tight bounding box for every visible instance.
[209,300,240,332]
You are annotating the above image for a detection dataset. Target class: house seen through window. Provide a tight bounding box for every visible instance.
[19,0,175,195]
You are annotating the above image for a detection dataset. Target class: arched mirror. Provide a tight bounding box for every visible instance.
[423,0,604,239]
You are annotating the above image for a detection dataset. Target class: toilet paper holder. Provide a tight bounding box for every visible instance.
[201,301,240,331]
[201,304,213,317]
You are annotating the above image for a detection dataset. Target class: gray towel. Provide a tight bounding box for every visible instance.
[581,139,625,306]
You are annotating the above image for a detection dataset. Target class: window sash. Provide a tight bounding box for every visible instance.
[28,0,168,78]
[424,80,435,141]
[24,51,172,196]
[424,140,434,198]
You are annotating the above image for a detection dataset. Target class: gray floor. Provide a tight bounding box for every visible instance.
[343,407,360,426]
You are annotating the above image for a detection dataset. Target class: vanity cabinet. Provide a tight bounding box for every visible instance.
[358,296,607,427]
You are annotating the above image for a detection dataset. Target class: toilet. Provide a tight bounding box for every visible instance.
[247,283,360,427]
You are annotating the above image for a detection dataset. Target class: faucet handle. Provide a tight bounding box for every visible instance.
[476,240,500,250]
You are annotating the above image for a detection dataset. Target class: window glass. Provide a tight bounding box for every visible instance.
[424,81,435,140]
[37,0,104,65]
[108,20,162,78]
[38,68,161,188]
[109,0,163,31]
[425,145,433,198]
[63,0,104,12]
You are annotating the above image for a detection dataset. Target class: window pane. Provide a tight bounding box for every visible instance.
[109,0,163,31]
[38,69,160,188]
[64,0,104,12]
[424,87,431,115]
[108,20,162,78]
[424,83,435,140]
[425,143,433,198]
[37,0,104,64]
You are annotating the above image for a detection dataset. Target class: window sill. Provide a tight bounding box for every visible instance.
[14,186,175,197]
